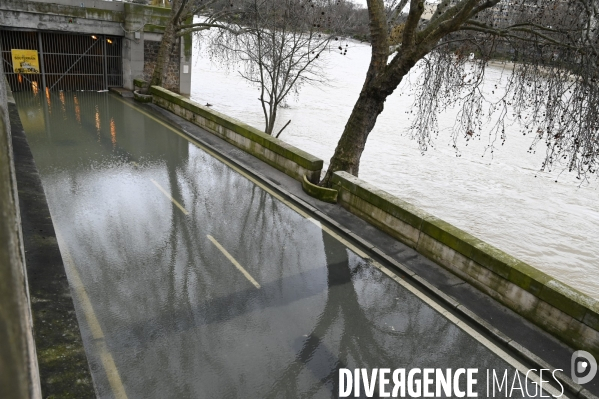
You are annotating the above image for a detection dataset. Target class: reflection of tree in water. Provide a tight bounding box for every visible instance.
[264,230,506,398]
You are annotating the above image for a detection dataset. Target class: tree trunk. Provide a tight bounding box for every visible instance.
[319,80,388,187]
[318,0,410,187]
[143,7,179,93]
[265,108,277,135]
[319,45,441,187]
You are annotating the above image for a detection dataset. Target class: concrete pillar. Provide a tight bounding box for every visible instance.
[122,31,145,90]
[122,5,145,90]
[179,33,192,96]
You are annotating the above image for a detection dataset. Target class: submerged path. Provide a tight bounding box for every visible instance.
[15,91,561,398]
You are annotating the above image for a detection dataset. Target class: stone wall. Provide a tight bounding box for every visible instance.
[143,39,180,93]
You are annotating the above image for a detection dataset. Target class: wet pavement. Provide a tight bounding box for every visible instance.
[15,91,560,398]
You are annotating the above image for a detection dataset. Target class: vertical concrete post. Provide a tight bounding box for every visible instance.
[102,35,109,90]
[0,70,42,398]
[179,32,192,96]
[122,4,145,90]
[36,32,46,91]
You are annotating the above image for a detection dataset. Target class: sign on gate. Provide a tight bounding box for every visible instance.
[11,49,40,74]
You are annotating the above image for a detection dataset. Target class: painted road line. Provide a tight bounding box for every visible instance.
[116,96,566,395]
[55,230,129,399]
[99,348,128,399]
[306,217,322,228]
[207,235,261,289]
[150,178,189,215]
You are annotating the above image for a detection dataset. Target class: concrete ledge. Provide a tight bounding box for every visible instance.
[301,174,337,203]
[149,86,323,183]
[331,170,599,358]
[109,87,133,98]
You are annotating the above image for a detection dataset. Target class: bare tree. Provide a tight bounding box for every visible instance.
[319,0,599,186]
[210,0,355,136]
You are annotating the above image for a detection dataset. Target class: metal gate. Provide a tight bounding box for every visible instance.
[1,30,122,92]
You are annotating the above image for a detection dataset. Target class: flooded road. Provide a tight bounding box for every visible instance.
[191,39,599,299]
[16,91,556,398]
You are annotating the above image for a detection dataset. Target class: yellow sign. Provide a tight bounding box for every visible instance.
[11,49,40,74]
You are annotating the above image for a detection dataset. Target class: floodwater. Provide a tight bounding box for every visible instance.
[191,39,599,299]
[15,91,550,398]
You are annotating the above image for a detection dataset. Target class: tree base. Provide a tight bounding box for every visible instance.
[302,175,338,203]
[133,90,153,103]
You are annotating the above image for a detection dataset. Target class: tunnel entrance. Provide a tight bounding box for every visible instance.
[1,30,122,92]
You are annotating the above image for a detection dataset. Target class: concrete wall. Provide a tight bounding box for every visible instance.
[131,4,191,95]
[0,0,125,35]
[120,2,172,91]
[330,171,599,358]
[150,86,324,183]
[0,72,42,398]
[22,0,125,8]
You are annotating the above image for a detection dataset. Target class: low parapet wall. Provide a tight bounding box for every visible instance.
[150,86,324,183]
[330,171,599,357]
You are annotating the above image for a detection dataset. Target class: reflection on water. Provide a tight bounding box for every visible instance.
[74,95,81,124]
[192,39,599,299]
[15,91,545,398]
[110,118,117,148]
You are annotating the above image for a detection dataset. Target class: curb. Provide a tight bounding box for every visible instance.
[301,174,338,203]
[133,90,152,103]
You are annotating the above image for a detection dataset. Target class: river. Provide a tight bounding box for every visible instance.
[189,38,599,299]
